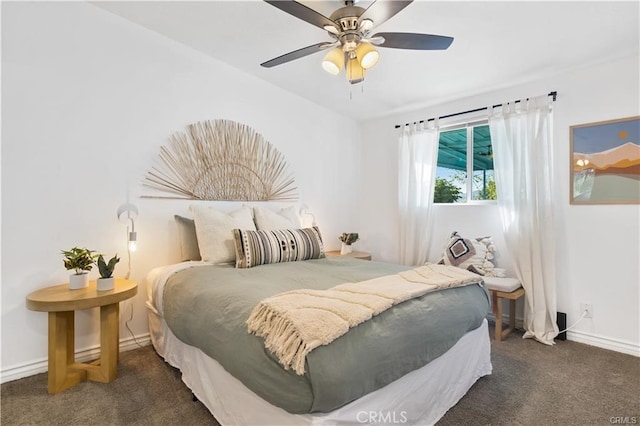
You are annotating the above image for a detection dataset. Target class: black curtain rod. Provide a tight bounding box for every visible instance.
[394,91,557,129]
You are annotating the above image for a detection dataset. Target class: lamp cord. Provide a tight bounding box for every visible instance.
[125,302,145,348]
[116,202,143,347]
[125,225,132,280]
[123,226,143,348]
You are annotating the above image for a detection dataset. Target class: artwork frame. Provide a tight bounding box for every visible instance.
[570,116,640,205]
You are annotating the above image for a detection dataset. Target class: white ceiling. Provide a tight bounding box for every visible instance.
[93,1,639,121]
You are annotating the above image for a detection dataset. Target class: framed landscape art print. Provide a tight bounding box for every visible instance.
[570,116,640,204]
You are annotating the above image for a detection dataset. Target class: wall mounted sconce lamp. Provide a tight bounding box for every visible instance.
[117,203,139,252]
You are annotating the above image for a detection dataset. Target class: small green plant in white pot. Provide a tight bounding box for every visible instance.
[96,254,120,291]
[61,247,99,290]
[338,233,359,255]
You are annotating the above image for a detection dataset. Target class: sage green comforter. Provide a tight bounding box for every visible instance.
[162,257,491,414]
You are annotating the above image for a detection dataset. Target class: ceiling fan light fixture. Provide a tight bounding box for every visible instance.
[321,47,345,75]
[261,1,455,86]
[346,57,365,84]
[356,42,380,69]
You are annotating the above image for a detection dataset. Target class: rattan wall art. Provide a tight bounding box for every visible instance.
[143,120,298,201]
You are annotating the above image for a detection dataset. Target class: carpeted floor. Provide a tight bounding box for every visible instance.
[1,326,638,425]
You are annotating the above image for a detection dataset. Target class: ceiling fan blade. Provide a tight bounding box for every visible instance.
[261,42,336,68]
[358,1,413,27]
[264,1,336,30]
[373,32,454,50]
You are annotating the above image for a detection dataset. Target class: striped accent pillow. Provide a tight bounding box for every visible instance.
[233,227,325,269]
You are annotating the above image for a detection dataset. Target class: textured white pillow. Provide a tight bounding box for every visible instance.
[191,205,256,264]
[253,206,302,230]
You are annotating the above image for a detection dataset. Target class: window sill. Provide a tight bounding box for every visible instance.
[434,200,498,206]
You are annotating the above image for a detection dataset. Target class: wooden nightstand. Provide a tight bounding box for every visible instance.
[325,250,372,261]
[26,279,137,394]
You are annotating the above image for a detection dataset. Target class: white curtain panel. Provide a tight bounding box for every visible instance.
[489,95,558,345]
[398,121,439,266]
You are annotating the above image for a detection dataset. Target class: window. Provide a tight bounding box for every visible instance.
[434,123,496,203]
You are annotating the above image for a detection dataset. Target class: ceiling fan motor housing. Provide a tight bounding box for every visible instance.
[329,6,364,31]
[329,6,368,53]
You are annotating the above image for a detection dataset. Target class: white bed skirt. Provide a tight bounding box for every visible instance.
[147,303,492,426]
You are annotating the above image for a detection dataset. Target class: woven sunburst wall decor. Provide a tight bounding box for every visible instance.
[142,120,298,201]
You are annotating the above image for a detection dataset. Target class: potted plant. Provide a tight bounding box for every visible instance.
[338,233,359,255]
[96,254,120,291]
[61,247,99,290]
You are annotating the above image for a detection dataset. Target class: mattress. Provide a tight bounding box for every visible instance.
[148,257,491,414]
[148,309,491,426]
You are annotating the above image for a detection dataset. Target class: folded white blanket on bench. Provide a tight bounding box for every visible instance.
[246,263,482,374]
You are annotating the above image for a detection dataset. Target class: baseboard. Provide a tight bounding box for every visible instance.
[567,330,640,357]
[119,332,152,352]
[0,333,151,384]
[487,313,639,357]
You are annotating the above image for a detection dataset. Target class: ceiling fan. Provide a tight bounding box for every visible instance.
[261,0,454,84]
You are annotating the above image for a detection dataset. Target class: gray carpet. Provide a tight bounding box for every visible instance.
[2,326,638,425]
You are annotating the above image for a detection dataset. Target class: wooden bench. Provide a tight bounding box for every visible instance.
[483,277,524,341]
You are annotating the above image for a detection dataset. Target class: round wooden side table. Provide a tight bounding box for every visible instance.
[26,279,137,394]
[325,250,372,261]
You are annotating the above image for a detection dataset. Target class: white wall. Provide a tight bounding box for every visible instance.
[1,2,362,380]
[359,55,640,355]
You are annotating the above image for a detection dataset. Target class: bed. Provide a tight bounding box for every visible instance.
[145,255,492,425]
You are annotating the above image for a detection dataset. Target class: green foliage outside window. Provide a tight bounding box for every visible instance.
[434,178,463,203]
[484,180,497,200]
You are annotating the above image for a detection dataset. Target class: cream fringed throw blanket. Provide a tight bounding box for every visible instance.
[246,264,482,375]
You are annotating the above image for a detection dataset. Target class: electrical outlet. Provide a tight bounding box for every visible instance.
[580,302,593,318]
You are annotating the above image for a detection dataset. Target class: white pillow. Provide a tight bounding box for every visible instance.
[253,206,301,230]
[191,205,256,264]
[174,215,201,261]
